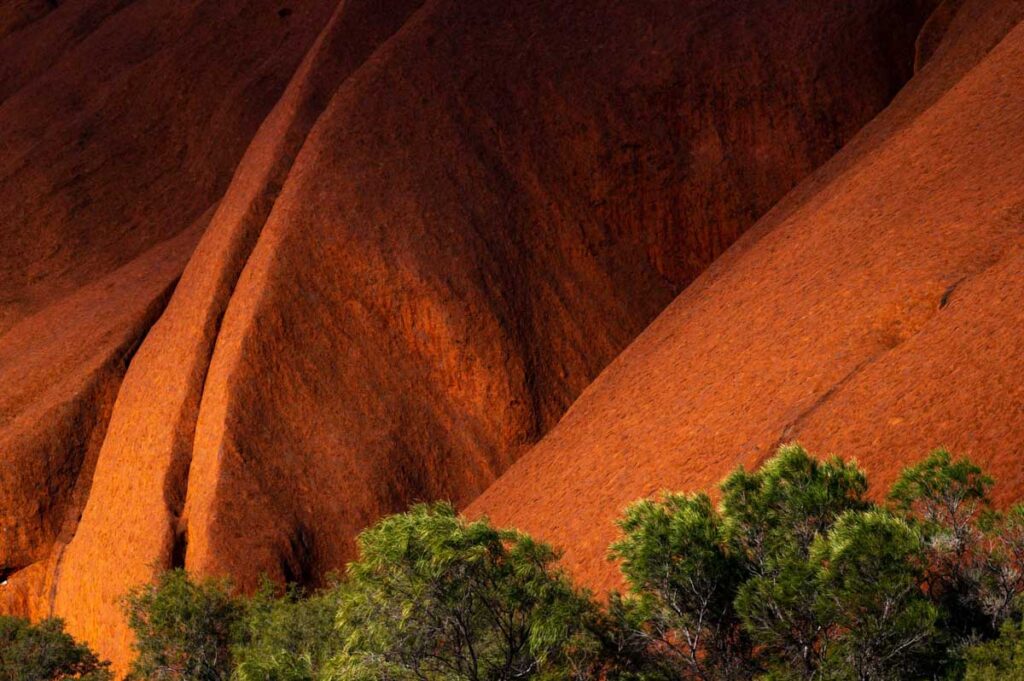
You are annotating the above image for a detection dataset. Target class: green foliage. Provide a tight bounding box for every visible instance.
[725,445,869,677]
[964,619,1024,680]
[124,569,244,681]
[889,449,993,528]
[60,445,1024,681]
[0,616,111,681]
[812,510,940,680]
[890,449,999,643]
[232,581,344,681]
[609,493,753,679]
[721,444,870,567]
[327,502,601,681]
[608,444,1024,680]
[977,505,1024,629]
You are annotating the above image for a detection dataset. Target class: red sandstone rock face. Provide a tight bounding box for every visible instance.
[174,0,935,596]
[471,0,1024,594]
[48,0,428,667]
[1,0,941,671]
[0,0,336,639]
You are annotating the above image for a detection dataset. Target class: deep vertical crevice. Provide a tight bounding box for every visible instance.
[170,528,188,570]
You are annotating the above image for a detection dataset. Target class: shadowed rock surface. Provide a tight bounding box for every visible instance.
[471,0,1024,594]
[178,0,934,598]
[0,0,339,652]
[49,0,427,666]
[1,0,942,670]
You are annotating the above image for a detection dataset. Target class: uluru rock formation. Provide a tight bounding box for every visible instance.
[1,0,338,615]
[472,0,1024,593]
[170,0,936,597]
[0,0,988,671]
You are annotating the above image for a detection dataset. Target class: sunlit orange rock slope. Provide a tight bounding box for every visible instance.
[1,0,948,670]
[472,0,1024,593]
[1,0,336,620]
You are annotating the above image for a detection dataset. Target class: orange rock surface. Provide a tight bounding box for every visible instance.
[49,0,427,668]
[0,0,337,652]
[179,0,933,591]
[1,0,949,671]
[471,0,1024,593]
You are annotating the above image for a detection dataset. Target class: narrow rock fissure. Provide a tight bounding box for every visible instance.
[170,528,188,570]
[939,277,965,308]
[773,355,879,453]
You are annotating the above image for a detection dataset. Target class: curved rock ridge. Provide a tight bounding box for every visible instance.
[49,0,428,669]
[179,0,933,595]
[0,0,941,671]
[470,0,1024,593]
[0,0,338,638]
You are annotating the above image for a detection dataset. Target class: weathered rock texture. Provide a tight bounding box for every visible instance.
[1,0,942,671]
[49,0,428,666]
[177,0,934,595]
[472,0,1024,593]
[0,0,338,642]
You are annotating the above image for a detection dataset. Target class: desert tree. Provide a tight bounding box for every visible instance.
[812,510,940,680]
[326,503,602,681]
[124,569,243,681]
[609,492,754,680]
[725,445,868,678]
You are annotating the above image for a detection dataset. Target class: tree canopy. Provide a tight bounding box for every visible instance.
[108,445,1024,681]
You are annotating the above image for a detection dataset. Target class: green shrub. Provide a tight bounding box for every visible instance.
[326,502,602,681]
[233,581,343,681]
[890,449,996,643]
[812,510,941,679]
[964,619,1024,679]
[977,505,1024,629]
[103,445,1024,681]
[725,445,869,678]
[609,492,753,680]
[0,616,111,681]
[124,569,243,681]
[720,444,870,566]
[606,445,1024,680]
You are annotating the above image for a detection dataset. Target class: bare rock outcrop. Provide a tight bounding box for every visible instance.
[175,0,936,598]
[471,0,1024,593]
[0,0,941,670]
[0,0,337,641]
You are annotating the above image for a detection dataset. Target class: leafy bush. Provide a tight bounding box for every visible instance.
[609,444,1024,680]
[0,616,111,681]
[233,582,343,681]
[609,492,753,680]
[811,510,940,679]
[327,502,602,681]
[725,445,869,678]
[890,449,996,642]
[964,619,1024,679]
[106,445,1024,681]
[124,569,243,681]
[888,450,1024,674]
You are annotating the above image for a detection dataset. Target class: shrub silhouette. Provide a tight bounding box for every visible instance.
[0,616,111,681]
